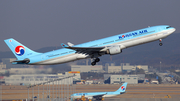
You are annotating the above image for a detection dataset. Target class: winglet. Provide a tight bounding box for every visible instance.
[115,82,127,93]
[67,42,74,47]
[61,43,69,48]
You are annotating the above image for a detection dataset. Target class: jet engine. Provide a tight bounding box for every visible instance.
[106,45,122,55]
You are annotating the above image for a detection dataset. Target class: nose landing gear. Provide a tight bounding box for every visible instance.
[159,39,163,46]
[91,58,100,66]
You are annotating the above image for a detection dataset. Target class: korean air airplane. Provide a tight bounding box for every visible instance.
[4,25,175,66]
[71,82,127,101]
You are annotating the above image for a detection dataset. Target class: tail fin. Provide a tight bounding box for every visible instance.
[4,38,41,60]
[115,82,128,93]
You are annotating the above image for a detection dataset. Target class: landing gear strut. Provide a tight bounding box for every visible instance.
[91,58,100,66]
[159,39,163,46]
[91,61,96,66]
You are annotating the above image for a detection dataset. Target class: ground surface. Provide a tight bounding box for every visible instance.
[1,84,180,100]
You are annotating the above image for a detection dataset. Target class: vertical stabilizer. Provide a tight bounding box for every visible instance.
[4,38,41,60]
[115,82,127,93]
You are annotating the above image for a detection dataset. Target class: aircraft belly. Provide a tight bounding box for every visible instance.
[72,96,82,99]
[103,94,118,98]
[31,53,89,65]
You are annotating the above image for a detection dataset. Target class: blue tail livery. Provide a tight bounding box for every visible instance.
[4,38,41,64]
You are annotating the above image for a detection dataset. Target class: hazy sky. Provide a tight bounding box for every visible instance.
[0,0,180,52]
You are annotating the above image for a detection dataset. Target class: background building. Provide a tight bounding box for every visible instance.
[137,74,145,83]
[104,74,145,84]
[67,71,81,81]
[121,63,136,72]
[136,65,148,73]
[121,63,148,72]
[9,68,52,74]
[71,65,103,72]
[110,75,138,84]
[4,72,80,85]
[105,63,122,73]
[0,62,6,70]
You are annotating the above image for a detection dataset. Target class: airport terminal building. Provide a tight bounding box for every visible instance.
[3,72,81,85]
[105,63,122,73]
[71,65,103,72]
[104,74,139,84]
[110,75,138,84]
[104,63,148,73]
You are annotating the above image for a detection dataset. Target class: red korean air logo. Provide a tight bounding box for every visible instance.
[15,46,25,56]
[121,86,125,90]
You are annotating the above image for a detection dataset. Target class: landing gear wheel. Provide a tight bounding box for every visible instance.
[159,43,163,46]
[91,62,96,66]
[95,58,100,62]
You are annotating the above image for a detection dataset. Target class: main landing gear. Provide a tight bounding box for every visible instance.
[91,58,100,66]
[159,39,163,46]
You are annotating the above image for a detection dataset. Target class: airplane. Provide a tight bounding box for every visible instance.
[70,82,127,101]
[4,25,176,66]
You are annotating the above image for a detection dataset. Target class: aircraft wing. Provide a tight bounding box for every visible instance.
[65,46,105,55]
[92,93,107,99]
[61,42,106,55]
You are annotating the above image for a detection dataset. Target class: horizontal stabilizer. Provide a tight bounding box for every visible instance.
[11,58,30,64]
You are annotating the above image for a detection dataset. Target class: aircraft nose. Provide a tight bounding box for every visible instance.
[174,28,176,32]
[172,28,176,33]
[169,27,176,33]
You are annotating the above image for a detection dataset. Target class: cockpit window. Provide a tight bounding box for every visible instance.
[166,26,172,29]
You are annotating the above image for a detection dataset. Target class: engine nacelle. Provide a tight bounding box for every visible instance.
[106,45,122,55]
